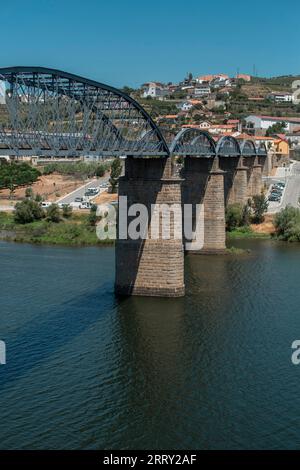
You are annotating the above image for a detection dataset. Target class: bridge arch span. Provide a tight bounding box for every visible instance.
[0,66,169,157]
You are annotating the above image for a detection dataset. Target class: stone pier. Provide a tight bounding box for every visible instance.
[183,156,226,254]
[244,156,263,197]
[115,157,185,297]
[219,156,248,206]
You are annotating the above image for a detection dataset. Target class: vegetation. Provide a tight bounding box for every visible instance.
[0,211,113,246]
[88,204,98,226]
[251,194,269,223]
[265,121,287,136]
[42,161,110,179]
[0,162,40,195]
[109,158,123,193]
[14,199,44,224]
[274,206,300,242]
[226,195,268,232]
[46,204,61,223]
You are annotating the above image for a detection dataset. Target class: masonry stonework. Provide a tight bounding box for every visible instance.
[115,157,185,297]
[183,156,226,254]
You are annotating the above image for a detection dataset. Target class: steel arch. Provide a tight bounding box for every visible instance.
[0,66,169,157]
[170,128,216,157]
[239,139,257,156]
[215,135,241,157]
[256,141,268,156]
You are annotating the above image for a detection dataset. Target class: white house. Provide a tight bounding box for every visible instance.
[245,115,300,133]
[141,82,168,99]
[194,84,211,97]
[177,101,193,111]
[267,92,293,103]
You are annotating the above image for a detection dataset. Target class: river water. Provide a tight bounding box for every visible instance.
[1,239,300,450]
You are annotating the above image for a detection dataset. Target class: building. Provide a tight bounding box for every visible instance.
[177,101,194,112]
[194,84,211,97]
[236,74,251,82]
[267,92,293,103]
[245,115,300,133]
[141,82,168,99]
[196,74,229,84]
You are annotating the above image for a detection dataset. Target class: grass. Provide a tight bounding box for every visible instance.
[226,225,271,239]
[0,212,114,246]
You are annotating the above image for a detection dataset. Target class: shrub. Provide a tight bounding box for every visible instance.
[46,204,61,223]
[226,204,243,231]
[62,204,73,218]
[14,200,44,224]
[88,204,98,226]
[274,206,300,241]
[109,158,122,193]
[251,194,269,223]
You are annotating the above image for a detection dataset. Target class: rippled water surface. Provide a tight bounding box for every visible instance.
[1,239,300,449]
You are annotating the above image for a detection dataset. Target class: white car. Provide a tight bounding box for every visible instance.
[41,202,52,208]
[79,201,92,209]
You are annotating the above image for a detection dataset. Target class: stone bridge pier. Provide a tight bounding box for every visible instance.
[115,157,185,297]
[182,156,226,254]
[244,156,263,197]
[219,156,248,206]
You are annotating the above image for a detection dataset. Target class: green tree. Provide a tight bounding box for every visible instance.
[109,158,122,193]
[251,194,269,223]
[274,206,300,241]
[266,121,287,136]
[62,204,73,218]
[226,203,243,231]
[14,200,44,224]
[88,204,98,226]
[25,187,33,199]
[46,204,61,223]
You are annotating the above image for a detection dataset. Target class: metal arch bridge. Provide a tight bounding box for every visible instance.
[0,67,267,159]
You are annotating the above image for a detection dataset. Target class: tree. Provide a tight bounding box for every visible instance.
[88,204,98,226]
[14,200,44,224]
[46,204,61,223]
[266,121,287,136]
[25,187,33,199]
[226,203,243,231]
[274,206,300,241]
[95,164,105,177]
[251,194,269,223]
[62,204,73,218]
[109,158,123,193]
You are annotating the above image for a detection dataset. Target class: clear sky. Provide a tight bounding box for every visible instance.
[1,0,299,88]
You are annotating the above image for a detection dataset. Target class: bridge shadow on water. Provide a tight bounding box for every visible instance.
[0,280,117,389]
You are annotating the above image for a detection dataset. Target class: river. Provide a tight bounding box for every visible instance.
[0,239,300,449]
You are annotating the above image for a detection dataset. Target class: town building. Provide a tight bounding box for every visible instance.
[236,74,251,82]
[141,82,168,99]
[267,92,293,103]
[245,115,300,133]
[194,84,211,97]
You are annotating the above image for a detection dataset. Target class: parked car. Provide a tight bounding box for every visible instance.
[79,201,92,209]
[41,202,52,208]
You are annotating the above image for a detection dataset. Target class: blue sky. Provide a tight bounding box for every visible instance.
[1,0,299,88]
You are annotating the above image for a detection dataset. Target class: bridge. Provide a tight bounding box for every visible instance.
[0,67,270,297]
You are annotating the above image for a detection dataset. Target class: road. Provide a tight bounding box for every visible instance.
[57,175,110,205]
[268,162,300,213]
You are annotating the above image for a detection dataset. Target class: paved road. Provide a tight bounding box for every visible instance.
[57,175,109,205]
[268,162,300,213]
[0,205,14,212]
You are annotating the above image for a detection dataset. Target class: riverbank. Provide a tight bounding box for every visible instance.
[0,212,113,246]
[0,211,276,247]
